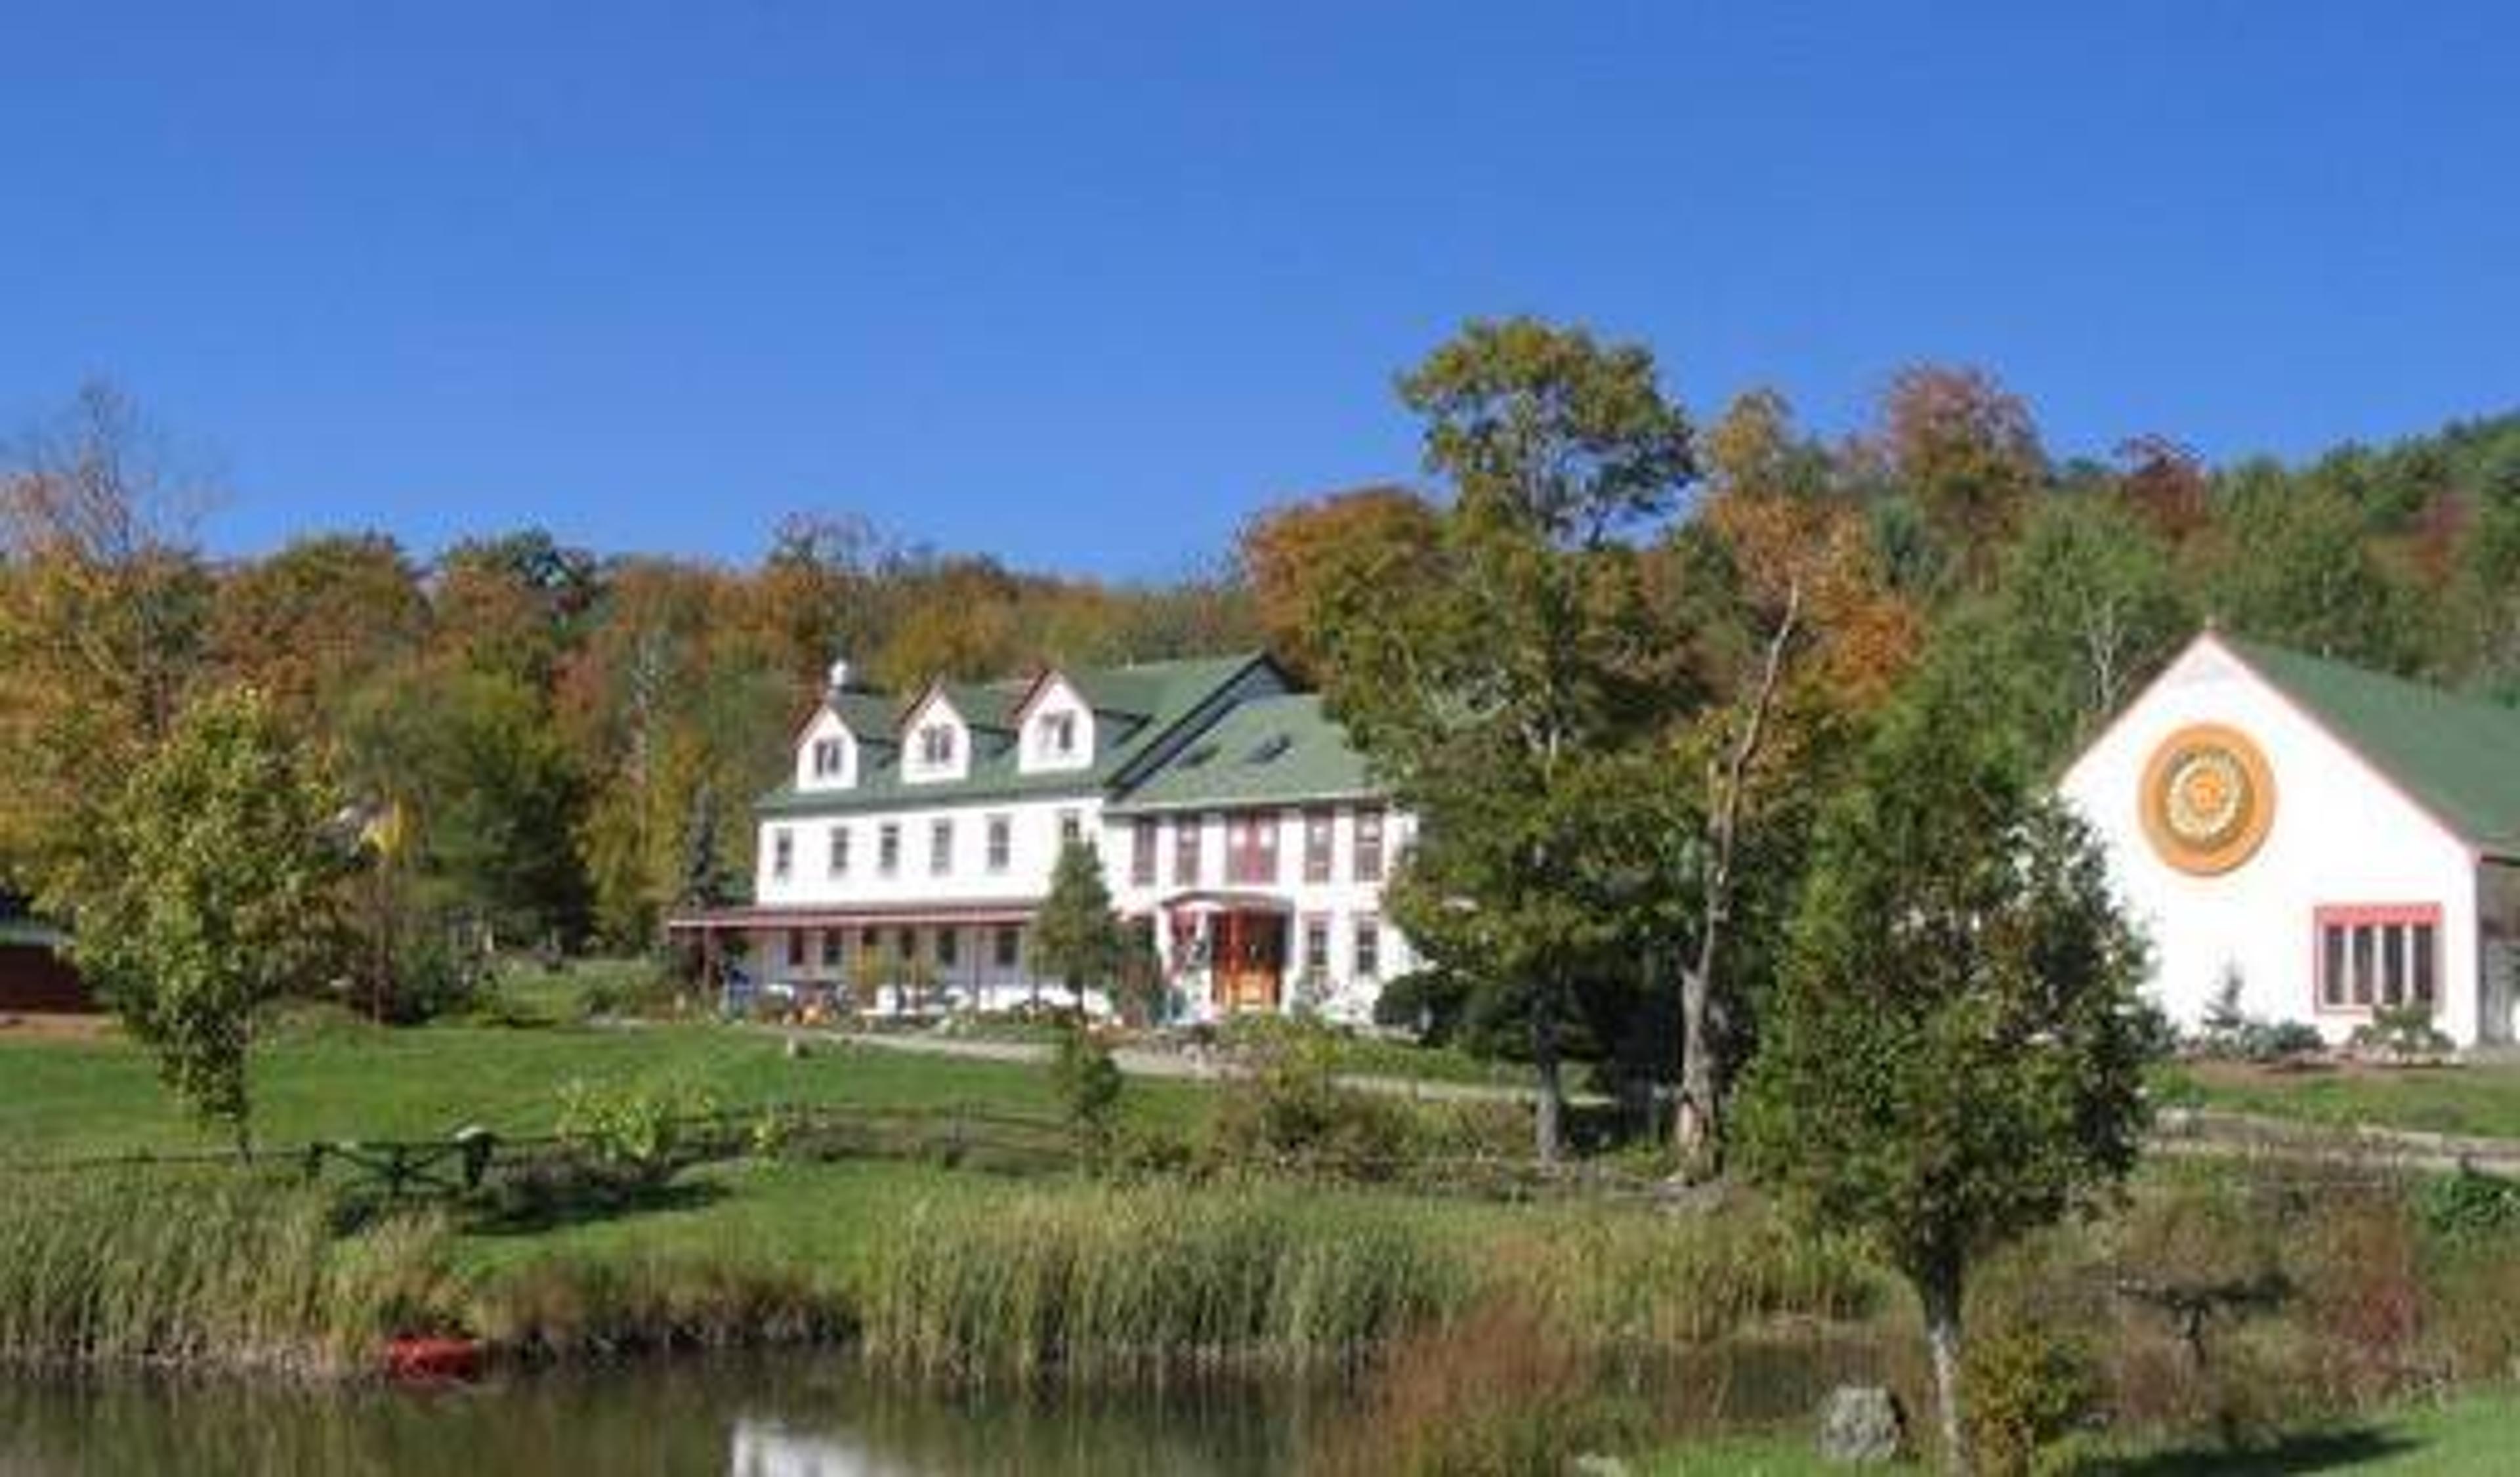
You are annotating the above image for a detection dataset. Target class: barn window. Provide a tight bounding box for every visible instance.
[2315,905,2441,1013]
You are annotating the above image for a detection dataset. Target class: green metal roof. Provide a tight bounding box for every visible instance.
[2223,634,2520,856]
[1104,694,1377,813]
[758,653,1277,818]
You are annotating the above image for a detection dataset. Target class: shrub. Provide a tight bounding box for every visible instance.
[1205,1023,1419,1176]
[1964,1325,2097,1477]
[2415,1167,2520,1245]
[2349,1004,2454,1062]
[1309,1295,1648,1477]
[1049,1021,1124,1156]
[553,1078,719,1184]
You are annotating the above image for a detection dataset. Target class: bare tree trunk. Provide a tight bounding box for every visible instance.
[1530,993,1564,1167]
[1675,958,1717,1168]
[1675,580,1799,1176]
[1920,1265,1971,1477]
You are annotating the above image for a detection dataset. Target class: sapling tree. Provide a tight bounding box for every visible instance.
[1736,670,2158,1474]
[72,686,345,1155]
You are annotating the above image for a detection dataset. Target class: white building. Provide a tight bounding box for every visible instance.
[2060,629,2520,1048]
[671,653,1415,1022]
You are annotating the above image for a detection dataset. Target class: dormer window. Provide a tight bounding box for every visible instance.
[1040,712,1078,759]
[811,739,845,778]
[917,723,956,767]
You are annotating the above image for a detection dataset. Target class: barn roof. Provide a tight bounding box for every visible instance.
[2222,635,2520,857]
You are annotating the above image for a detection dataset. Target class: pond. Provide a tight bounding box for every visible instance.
[0,1336,1882,1474]
[0,1357,1318,1477]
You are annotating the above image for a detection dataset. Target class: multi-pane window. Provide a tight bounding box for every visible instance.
[1227,812,1280,884]
[918,723,956,767]
[785,930,807,968]
[811,737,845,778]
[936,927,959,970]
[2317,906,2440,1012]
[1058,809,1083,847]
[1303,915,1332,976]
[1353,915,1382,980]
[771,828,794,880]
[828,826,850,878]
[1353,808,1386,882]
[1040,711,1078,758]
[994,925,1022,970]
[820,931,843,969]
[930,819,954,876]
[1131,818,1159,885]
[1174,815,1203,886]
[986,815,1013,873]
[1303,809,1334,884]
[878,823,902,876]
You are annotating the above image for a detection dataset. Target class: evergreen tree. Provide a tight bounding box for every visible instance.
[1028,840,1127,1012]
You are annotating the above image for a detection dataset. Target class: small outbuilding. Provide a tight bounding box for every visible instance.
[0,901,89,1014]
[2061,630,2520,1048]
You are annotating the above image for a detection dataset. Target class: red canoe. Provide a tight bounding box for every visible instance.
[383,1335,484,1382]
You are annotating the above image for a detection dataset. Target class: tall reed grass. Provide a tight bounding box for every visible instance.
[858,1184,1466,1387]
[470,1253,852,1359]
[0,1170,452,1375]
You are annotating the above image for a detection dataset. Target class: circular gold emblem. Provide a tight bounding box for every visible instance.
[2140,723,2275,875]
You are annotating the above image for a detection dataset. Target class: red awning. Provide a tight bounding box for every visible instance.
[666,900,1041,931]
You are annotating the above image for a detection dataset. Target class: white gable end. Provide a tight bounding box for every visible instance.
[795,710,858,792]
[1019,675,1096,774]
[900,691,972,784]
[2059,633,2479,1043]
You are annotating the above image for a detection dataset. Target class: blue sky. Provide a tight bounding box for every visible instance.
[5,3,2513,578]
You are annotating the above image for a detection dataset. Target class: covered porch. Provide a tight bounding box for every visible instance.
[666,900,1045,1017]
[1158,890,1292,1016]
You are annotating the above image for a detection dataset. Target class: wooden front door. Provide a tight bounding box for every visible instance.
[1213,910,1286,1012]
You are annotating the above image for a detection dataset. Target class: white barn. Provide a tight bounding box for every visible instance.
[2060,630,2520,1049]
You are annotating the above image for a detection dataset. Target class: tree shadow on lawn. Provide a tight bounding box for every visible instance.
[461,1174,730,1237]
[2080,1425,2421,1475]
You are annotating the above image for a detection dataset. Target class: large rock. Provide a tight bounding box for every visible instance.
[1816,1385,1905,1465]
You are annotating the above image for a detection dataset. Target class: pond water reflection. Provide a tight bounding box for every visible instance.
[0,1332,1881,1474]
[0,1358,1318,1477]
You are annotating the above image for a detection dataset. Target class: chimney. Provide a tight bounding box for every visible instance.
[827,655,853,696]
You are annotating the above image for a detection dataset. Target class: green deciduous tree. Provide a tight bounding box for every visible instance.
[1320,316,1698,1164]
[1736,670,2158,1474]
[70,687,344,1153]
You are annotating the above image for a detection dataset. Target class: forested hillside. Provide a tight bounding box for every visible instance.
[3,354,2513,1013]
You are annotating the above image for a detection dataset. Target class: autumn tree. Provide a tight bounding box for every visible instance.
[1736,668,2156,1474]
[209,532,429,733]
[2112,434,2212,546]
[1318,316,1696,1164]
[0,381,215,897]
[1237,485,1445,680]
[1877,366,2047,591]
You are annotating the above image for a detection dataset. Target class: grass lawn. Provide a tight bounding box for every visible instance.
[1643,1391,2520,1474]
[2156,1058,2520,1140]
[0,1018,1208,1161]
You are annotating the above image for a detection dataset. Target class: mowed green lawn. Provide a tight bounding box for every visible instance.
[0,1019,1204,1161]
[2158,1058,2520,1140]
